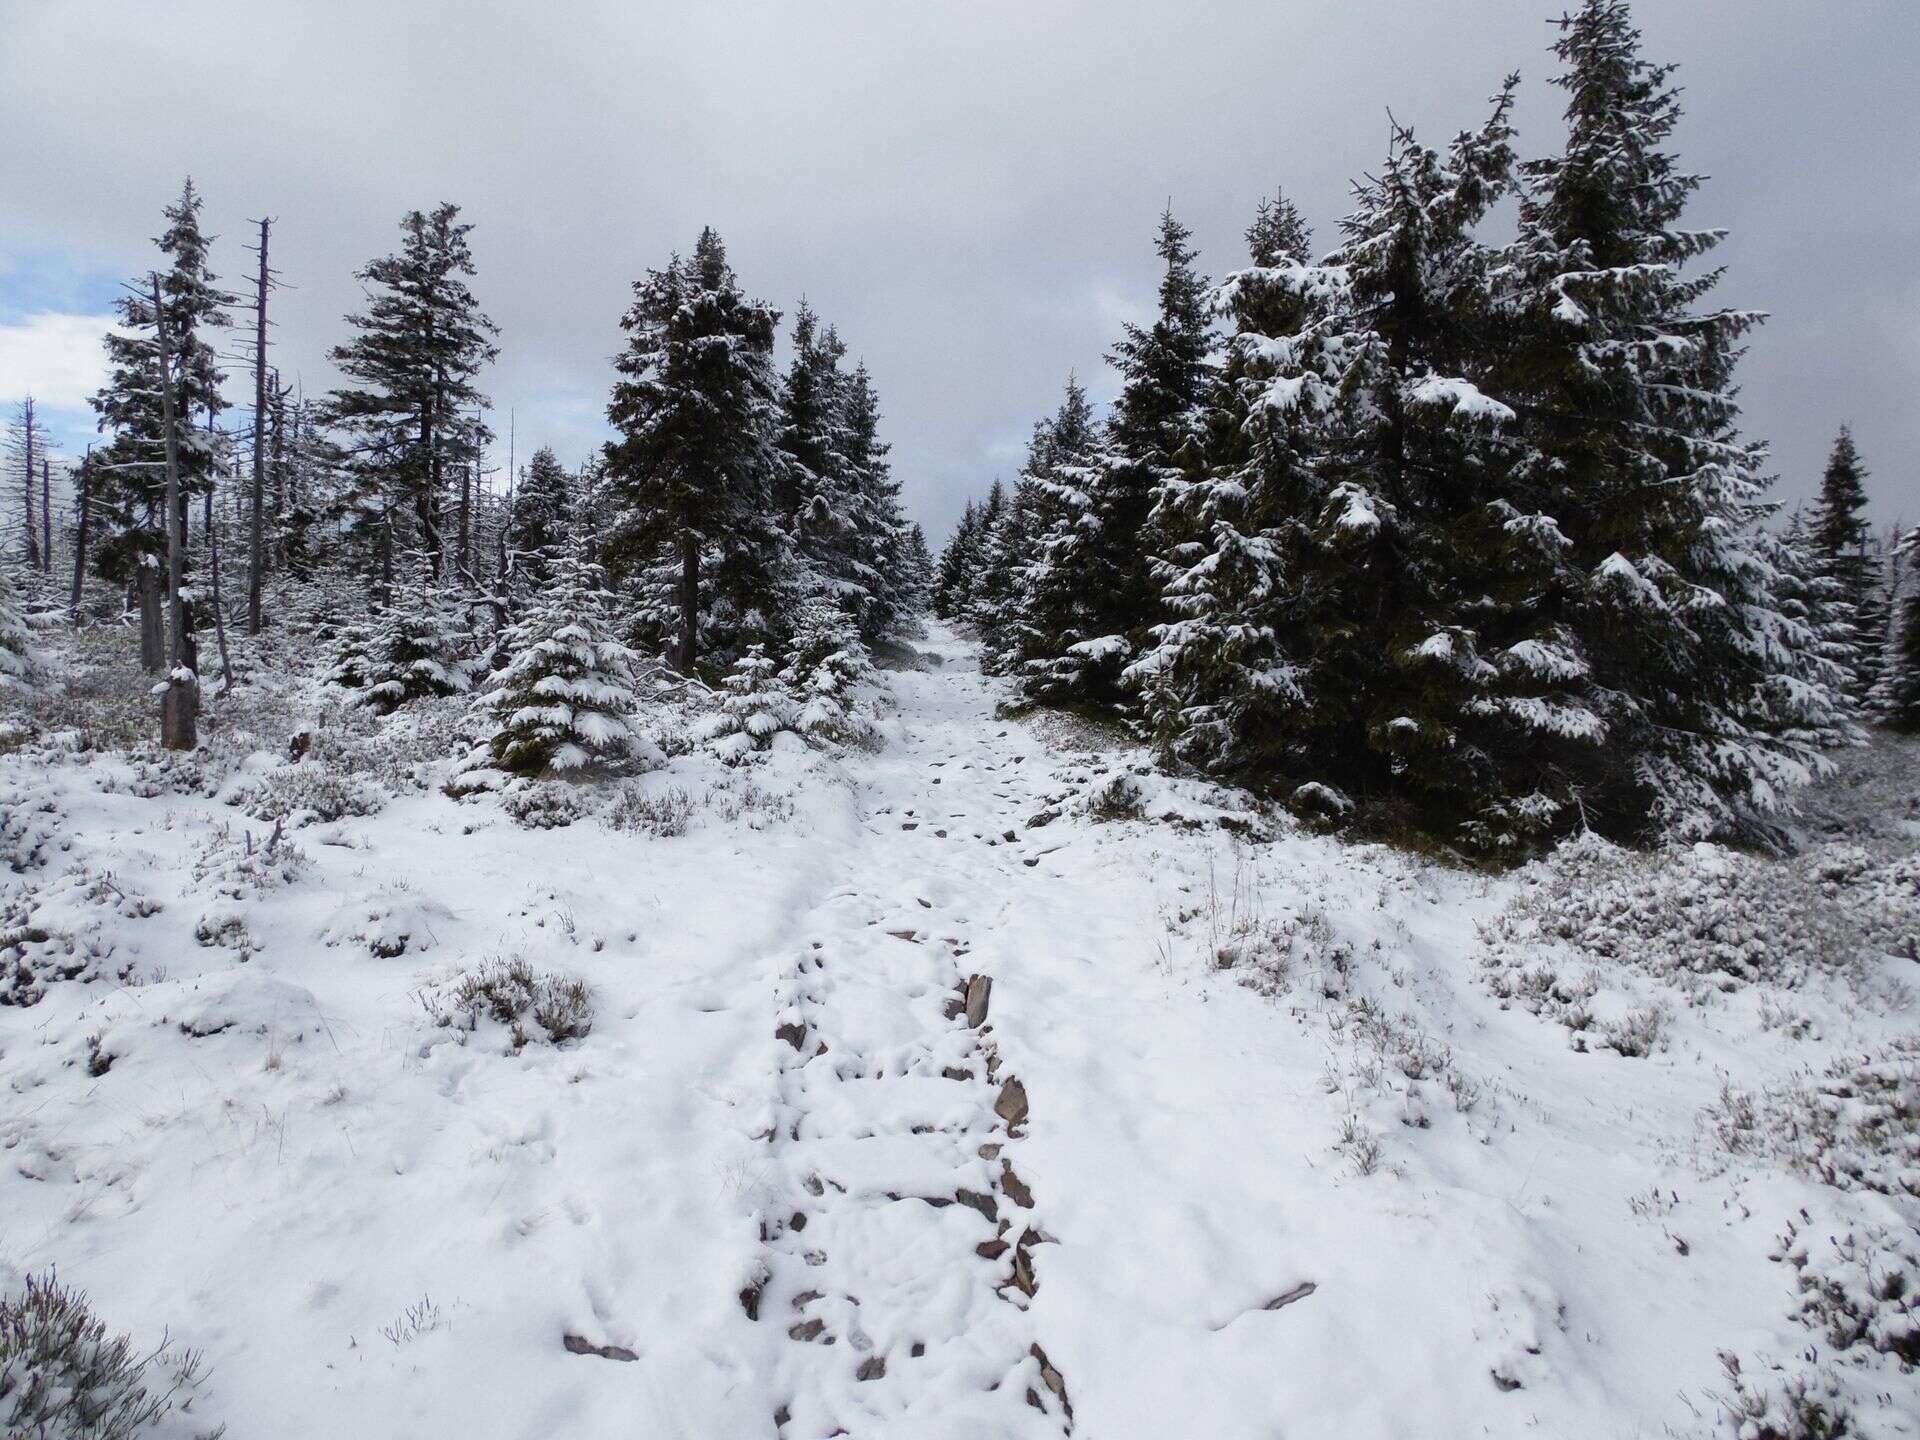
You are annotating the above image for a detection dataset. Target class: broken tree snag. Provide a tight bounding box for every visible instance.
[964,974,992,1028]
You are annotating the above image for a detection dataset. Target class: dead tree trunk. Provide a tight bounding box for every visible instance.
[20,396,39,569]
[152,274,197,750]
[40,458,52,574]
[247,216,271,634]
[69,448,91,622]
[207,506,235,694]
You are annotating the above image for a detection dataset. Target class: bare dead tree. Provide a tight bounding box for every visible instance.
[246,216,275,633]
[151,273,197,750]
[39,457,52,573]
[69,446,92,621]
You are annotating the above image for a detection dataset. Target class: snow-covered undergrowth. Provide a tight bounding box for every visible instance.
[1,628,1915,1438]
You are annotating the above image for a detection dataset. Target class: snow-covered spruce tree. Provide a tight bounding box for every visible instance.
[465,534,657,778]
[1127,189,1318,771]
[356,568,475,713]
[1024,209,1215,708]
[840,361,911,642]
[89,178,230,673]
[508,446,572,595]
[327,204,498,586]
[699,644,799,762]
[1,564,51,695]
[1497,0,1846,841]
[780,597,878,745]
[933,499,981,620]
[1767,513,1866,750]
[1808,426,1883,703]
[998,377,1100,678]
[896,523,935,619]
[604,228,787,673]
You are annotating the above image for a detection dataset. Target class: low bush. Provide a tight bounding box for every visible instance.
[0,1270,221,1439]
[423,956,593,1052]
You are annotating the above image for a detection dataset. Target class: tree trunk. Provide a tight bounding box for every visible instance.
[208,508,235,693]
[152,274,197,751]
[137,564,164,671]
[70,449,91,622]
[248,217,270,634]
[679,529,700,673]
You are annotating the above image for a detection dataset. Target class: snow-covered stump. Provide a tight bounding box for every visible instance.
[746,907,1070,1434]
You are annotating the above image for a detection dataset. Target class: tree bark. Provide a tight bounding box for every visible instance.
[679,528,700,673]
[137,563,164,671]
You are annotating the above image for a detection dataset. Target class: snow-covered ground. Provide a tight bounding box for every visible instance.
[4,623,1917,1438]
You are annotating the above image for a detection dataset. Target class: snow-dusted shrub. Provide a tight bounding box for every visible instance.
[1085,773,1146,822]
[0,778,64,873]
[190,824,308,901]
[424,956,592,1051]
[603,781,694,838]
[706,775,795,827]
[109,752,216,802]
[698,647,798,763]
[318,889,452,958]
[498,779,590,830]
[0,1270,218,1440]
[226,764,386,827]
[2,869,155,1007]
[1480,834,1920,1046]
[322,618,379,693]
[1711,1042,1919,1198]
[465,541,661,779]
[1773,1218,1920,1368]
[1715,1353,1855,1440]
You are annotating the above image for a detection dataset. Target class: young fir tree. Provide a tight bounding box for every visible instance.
[356,567,475,713]
[0,565,50,695]
[508,446,572,594]
[1499,0,1845,840]
[1004,377,1101,679]
[604,228,785,673]
[700,644,799,762]
[90,179,230,673]
[780,596,878,745]
[1128,189,1317,771]
[897,523,935,617]
[468,533,655,777]
[328,204,498,587]
[957,480,1008,635]
[1768,512,1865,750]
[1024,210,1215,706]
[840,361,910,642]
[1808,426,1883,702]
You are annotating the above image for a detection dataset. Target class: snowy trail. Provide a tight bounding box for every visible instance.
[10,624,1910,1439]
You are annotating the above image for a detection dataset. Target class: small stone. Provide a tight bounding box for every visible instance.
[976,1239,1010,1260]
[789,1319,825,1342]
[964,974,992,1028]
[955,1188,998,1222]
[994,1077,1029,1129]
[857,1355,886,1381]
[775,1022,808,1051]
[563,1333,638,1362]
[1001,1162,1033,1208]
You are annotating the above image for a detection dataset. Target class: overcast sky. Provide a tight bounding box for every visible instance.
[2,1,1914,542]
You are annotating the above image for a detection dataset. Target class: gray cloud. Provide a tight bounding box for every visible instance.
[2,1,1913,540]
